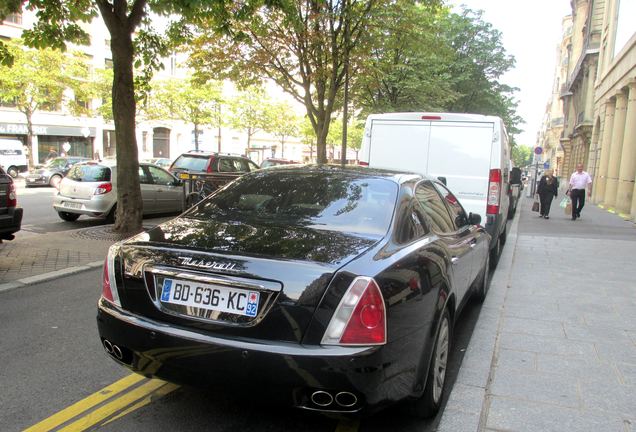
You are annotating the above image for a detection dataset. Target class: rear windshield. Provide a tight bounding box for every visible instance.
[67,164,111,182]
[171,155,210,171]
[186,171,397,236]
[45,158,68,169]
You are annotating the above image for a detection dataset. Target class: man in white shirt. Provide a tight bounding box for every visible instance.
[568,163,592,220]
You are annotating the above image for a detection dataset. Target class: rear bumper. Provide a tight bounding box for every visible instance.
[0,207,23,238]
[53,195,113,217]
[96,299,413,413]
[24,176,50,186]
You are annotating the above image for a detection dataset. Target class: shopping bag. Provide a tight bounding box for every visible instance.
[565,202,572,215]
[532,199,540,212]
[559,196,570,209]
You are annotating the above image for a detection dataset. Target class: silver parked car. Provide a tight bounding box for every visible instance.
[53,161,184,222]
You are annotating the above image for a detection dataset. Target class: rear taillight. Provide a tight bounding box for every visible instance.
[421,115,442,120]
[94,183,113,195]
[487,168,501,215]
[7,180,17,207]
[102,245,121,307]
[358,161,369,166]
[206,156,216,173]
[322,277,386,346]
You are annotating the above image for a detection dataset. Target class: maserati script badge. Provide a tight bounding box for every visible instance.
[178,256,237,271]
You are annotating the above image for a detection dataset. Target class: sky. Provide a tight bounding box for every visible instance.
[449,0,572,147]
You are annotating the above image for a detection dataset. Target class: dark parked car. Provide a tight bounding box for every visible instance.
[260,157,299,168]
[169,151,259,176]
[97,165,489,417]
[0,166,22,241]
[23,156,89,188]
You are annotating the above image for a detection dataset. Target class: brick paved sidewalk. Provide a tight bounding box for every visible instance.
[438,198,636,432]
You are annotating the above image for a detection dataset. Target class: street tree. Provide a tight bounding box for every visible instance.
[442,7,523,139]
[229,86,274,152]
[353,0,455,115]
[512,144,532,168]
[148,78,223,151]
[0,0,254,233]
[188,0,379,164]
[268,101,299,159]
[0,40,91,166]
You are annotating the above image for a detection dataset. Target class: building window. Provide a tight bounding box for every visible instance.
[142,131,148,152]
[105,58,113,69]
[3,13,22,25]
[170,54,177,76]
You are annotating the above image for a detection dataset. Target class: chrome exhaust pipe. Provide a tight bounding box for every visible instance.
[335,391,358,408]
[310,391,333,407]
[112,344,123,360]
[103,339,113,354]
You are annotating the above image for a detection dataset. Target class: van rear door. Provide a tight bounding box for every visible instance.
[427,122,494,219]
[368,120,431,172]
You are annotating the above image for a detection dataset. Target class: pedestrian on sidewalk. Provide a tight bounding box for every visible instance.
[567,163,592,220]
[537,169,558,219]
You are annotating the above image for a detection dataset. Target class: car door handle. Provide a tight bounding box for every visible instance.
[451,256,459,264]
[470,239,477,248]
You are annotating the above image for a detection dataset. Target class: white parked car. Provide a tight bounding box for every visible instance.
[358,112,513,266]
[53,161,184,222]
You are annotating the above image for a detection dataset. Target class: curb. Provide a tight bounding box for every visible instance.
[0,260,103,293]
[437,208,521,432]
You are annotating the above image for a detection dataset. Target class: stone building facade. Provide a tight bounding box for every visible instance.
[545,0,635,219]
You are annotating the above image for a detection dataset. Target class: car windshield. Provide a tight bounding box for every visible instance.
[67,164,111,182]
[186,170,397,236]
[44,158,67,169]
[171,155,209,171]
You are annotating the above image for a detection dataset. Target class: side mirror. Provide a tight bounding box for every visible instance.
[468,212,481,226]
[437,176,447,186]
[174,179,183,187]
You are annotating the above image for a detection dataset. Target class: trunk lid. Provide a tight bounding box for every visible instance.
[115,217,381,343]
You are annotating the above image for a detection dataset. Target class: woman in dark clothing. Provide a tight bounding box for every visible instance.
[537,169,558,219]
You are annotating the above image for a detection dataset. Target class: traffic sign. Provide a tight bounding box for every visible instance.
[543,162,550,169]
[534,147,543,155]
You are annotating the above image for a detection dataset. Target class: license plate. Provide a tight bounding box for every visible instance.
[27,178,35,182]
[160,278,260,318]
[178,173,190,179]
[63,201,82,209]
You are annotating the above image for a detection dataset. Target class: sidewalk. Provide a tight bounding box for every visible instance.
[0,218,171,291]
[438,196,636,431]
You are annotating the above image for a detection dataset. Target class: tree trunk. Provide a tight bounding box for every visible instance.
[110,31,143,234]
[25,110,35,167]
[194,122,199,151]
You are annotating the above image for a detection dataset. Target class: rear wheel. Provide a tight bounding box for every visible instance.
[105,205,117,224]
[476,254,490,302]
[57,211,80,222]
[410,309,452,418]
[49,174,62,188]
[489,236,501,270]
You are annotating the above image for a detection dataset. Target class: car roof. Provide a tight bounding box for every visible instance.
[256,164,429,184]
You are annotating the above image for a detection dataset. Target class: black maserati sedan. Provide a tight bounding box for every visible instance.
[97,165,490,417]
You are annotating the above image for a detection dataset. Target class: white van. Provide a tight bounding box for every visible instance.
[0,138,28,178]
[359,112,514,265]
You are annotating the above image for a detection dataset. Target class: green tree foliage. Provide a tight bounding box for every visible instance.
[512,144,533,168]
[442,7,523,140]
[353,1,455,115]
[268,101,300,159]
[0,0,254,233]
[0,41,92,164]
[229,86,274,151]
[188,0,378,164]
[147,78,224,150]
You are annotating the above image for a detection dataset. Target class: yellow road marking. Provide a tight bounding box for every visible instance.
[335,419,360,432]
[57,379,169,431]
[99,382,180,426]
[23,374,145,432]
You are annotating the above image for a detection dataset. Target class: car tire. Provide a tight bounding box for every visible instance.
[489,236,501,270]
[475,254,490,302]
[7,166,18,178]
[49,174,62,188]
[186,192,200,208]
[106,205,117,224]
[57,211,80,222]
[500,224,508,245]
[410,308,452,418]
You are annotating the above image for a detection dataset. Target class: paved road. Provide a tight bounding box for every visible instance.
[0,268,487,431]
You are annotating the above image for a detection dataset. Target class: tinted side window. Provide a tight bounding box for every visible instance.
[234,159,248,172]
[248,160,259,171]
[147,165,175,185]
[397,206,428,244]
[414,182,455,233]
[433,182,468,228]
